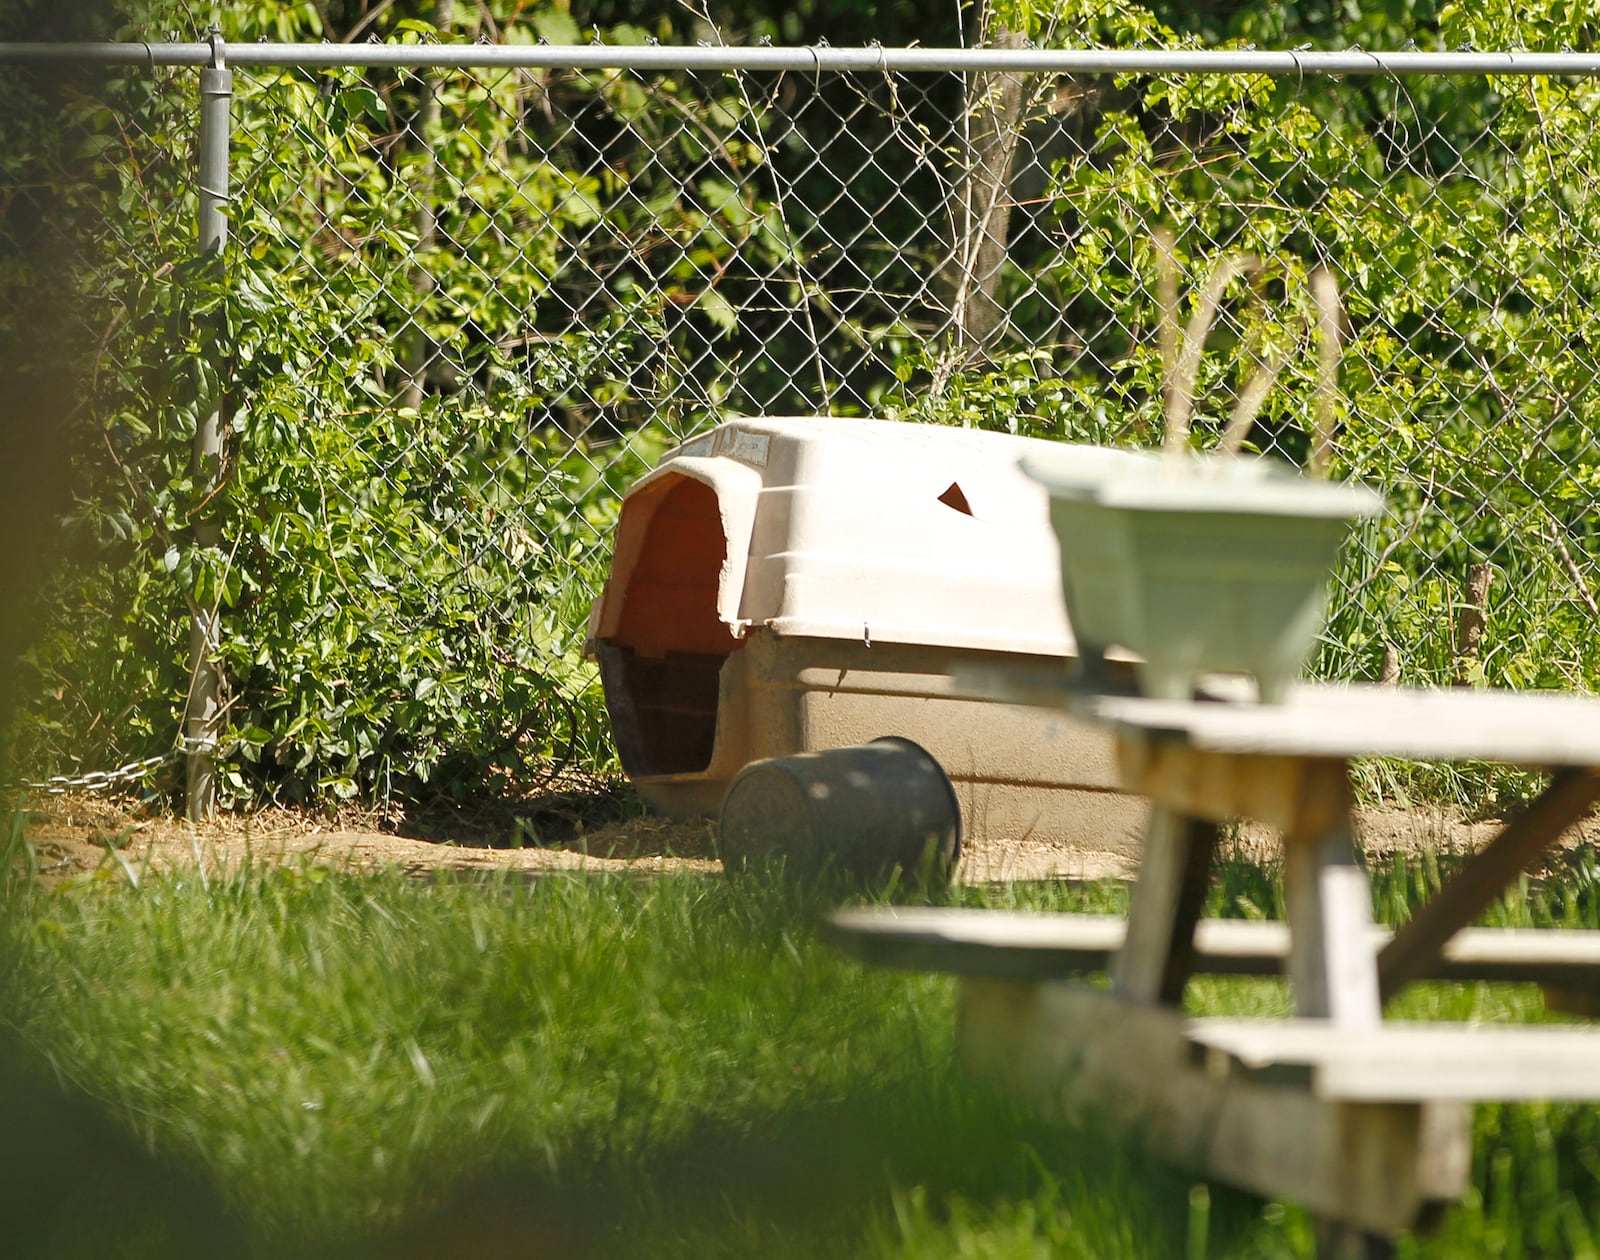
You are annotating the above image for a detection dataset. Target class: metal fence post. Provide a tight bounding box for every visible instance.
[186,24,231,820]
[398,0,456,410]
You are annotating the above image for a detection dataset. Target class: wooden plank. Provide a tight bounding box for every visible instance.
[825,906,1600,987]
[1111,809,1219,1004]
[1189,1018,1600,1101]
[1084,683,1600,768]
[825,905,1128,974]
[957,978,1470,1235]
[1377,768,1600,1004]
[1115,736,1347,835]
[1114,729,1381,1024]
[947,659,1140,709]
[955,663,1600,769]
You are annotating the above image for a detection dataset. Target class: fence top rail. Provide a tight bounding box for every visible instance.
[3,41,1600,77]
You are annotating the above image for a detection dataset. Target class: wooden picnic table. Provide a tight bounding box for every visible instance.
[827,675,1600,1247]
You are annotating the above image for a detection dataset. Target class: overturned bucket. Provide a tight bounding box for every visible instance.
[718,737,961,885]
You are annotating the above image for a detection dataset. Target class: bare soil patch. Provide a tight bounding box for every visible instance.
[14,789,720,886]
[15,788,1600,889]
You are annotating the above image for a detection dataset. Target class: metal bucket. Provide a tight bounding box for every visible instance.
[718,737,961,884]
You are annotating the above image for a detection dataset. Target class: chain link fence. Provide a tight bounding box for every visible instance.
[6,42,1600,812]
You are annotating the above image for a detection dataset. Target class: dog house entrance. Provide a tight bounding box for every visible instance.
[593,475,741,778]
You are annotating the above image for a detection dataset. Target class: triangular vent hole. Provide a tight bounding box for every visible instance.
[938,482,973,516]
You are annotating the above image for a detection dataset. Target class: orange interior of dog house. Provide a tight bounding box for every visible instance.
[594,475,741,777]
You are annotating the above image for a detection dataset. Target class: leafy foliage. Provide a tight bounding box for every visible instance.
[9,0,1600,812]
[877,0,1600,744]
[4,6,786,805]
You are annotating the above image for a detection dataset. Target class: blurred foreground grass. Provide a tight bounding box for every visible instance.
[5,824,1600,1257]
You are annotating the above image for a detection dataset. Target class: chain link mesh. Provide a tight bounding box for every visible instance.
[14,755,172,797]
[9,51,1600,803]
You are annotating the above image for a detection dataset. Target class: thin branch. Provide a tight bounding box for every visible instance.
[1167,253,1254,452]
[1153,225,1179,423]
[1219,336,1295,456]
[1545,519,1600,621]
[1309,266,1343,479]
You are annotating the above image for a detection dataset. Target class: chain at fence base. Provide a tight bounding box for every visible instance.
[8,739,219,796]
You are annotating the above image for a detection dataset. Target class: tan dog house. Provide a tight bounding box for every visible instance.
[586,416,1147,856]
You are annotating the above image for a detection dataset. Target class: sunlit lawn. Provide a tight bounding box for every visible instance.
[5,824,1600,1258]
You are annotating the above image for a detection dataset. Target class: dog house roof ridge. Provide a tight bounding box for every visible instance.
[671,415,1087,462]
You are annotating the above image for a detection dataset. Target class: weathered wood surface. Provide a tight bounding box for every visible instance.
[1278,774,1381,1025]
[948,660,1139,709]
[958,978,1471,1235]
[1376,768,1600,1003]
[825,906,1600,987]
[1189,1017,1600,1101]
[1110,809,1220,1004]
[1112,706,1600,1011]
[897,668,1600,1246]
[1094,684,1600,766]
[1115,738,1350,834]
[956,662,1600,767]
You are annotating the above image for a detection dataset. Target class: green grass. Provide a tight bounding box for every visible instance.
[5,837,1600,1257]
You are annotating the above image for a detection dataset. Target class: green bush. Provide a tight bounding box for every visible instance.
[4,11,781,806]
[879,0,1600,723]
[10,0,1600,811]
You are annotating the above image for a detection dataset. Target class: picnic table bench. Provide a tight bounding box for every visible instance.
[827,674,1600,1247]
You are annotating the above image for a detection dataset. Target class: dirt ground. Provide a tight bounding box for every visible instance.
[16,785,1600,889]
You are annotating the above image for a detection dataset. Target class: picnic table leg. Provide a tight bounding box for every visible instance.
[1315,1222,1396,1259]
[1377,767,1600,1005]
[1112,808,1221,1005]
[1282,763,1408,1257]
[1282,761,1381,1026]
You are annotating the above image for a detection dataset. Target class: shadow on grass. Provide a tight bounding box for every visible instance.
[0,1049,1233,1259]
[0,1032,247,1259]
[359,1077,1271,1260]
[22,849,1600,1257]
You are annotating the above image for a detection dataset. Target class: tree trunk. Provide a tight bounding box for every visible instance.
[944,27,1027,361]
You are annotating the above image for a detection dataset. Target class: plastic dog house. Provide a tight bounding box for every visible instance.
[585,416,1147,856]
